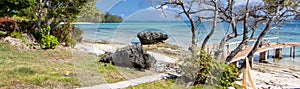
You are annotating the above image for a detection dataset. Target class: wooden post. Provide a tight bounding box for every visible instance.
[207,47,210,54]
[293,46,296,58]
[226,44,230,56]
[275,48,282,59]
[259,51,267,62]
[249,57,254,68]
[233,61,239,67]
[290,47,293,57]
[267,50,270,58]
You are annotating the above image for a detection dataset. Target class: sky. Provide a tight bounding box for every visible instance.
[95,0,264,20]
[96,0,152,18]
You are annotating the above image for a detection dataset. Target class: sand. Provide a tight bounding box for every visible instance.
[235,63,300,89]
[74,42,300,88]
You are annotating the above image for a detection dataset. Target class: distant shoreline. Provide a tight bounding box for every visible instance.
[59,22,96,24]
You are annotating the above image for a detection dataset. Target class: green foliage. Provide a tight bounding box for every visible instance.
[98,54,104,59]
[41,35,59,49]
[8,67,36,75]
[77,0,102,22]
[10,31,22,39]
[102,12,123,23]
[126,79,176,89]
[40,26,59,49]
[51,24,83,47]
[30,75,49,86]
[219,64,240,87]
[0,42,80,88]
[183,50,240,88]
[0,0,35,17]
[0,31,7,37]
[98,63,125,83]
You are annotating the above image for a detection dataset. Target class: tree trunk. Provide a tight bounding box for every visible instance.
[179,4,198,54]
[45,0,50,27]
[242,18,273,68]
[226,16,238,40]
[225,0,250,63]
[36,0,43,33]
[201,0,218,50]
[215,19,234,60]
[242,5,281,69]
[250,28,255,39]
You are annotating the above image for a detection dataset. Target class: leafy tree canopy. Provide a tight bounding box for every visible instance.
[0,0,35,17]
[102,12,123,23]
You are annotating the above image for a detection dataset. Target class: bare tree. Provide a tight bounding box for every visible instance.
[242,0,300,67]
[224,0,251,62]
[153,0,215,54]
[201,0,218,49]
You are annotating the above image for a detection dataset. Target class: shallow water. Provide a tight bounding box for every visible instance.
[75,20,300,66]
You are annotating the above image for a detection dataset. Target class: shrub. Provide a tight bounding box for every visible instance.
[40,26,59,49]
[0,31,7,37]
[183,50,240,88]
[41,34,59,49]
[51,23,83,47]
[10,31,22,39]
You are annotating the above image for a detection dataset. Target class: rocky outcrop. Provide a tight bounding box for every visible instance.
[99,52,113,64]
[137,32,169,45]
[100,44,156,70]
[3,34,40,49]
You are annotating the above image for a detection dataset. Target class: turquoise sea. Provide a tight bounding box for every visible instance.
[75,20,300,66]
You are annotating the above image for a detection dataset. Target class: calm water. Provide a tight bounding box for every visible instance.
[75,20,300,66]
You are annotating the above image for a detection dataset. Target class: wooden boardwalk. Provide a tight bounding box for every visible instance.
[228,42,300,63]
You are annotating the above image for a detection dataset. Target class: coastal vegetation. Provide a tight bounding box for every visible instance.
[76,0,123,23]
[0,41,142,88]
[151,0,300,88]
[1,0,300,89]
[101,12,123,23]
[0,0,123,49]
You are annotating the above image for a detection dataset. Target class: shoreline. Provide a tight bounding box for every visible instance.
[59,22,97,25]
[74,41,300,88]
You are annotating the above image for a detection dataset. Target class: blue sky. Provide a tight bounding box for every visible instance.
[95,0,264,20]
[96,0,152,18]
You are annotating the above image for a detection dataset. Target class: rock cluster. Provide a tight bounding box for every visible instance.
[99,44,156,70]
[4,36,30,49]
[137,32,169,44]
[3,34,40,49]
[99,52,113,64]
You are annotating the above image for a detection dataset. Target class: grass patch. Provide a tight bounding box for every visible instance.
[98,63,126,83]
[126,79,176,89]
[97,63,154,84]
[126,79,242,89]
[0,41,79,88]
[7,67,36,75]
[0,41,160,88]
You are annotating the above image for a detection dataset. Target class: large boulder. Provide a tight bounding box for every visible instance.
[137,32,169,44]
[109,44,156,70]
